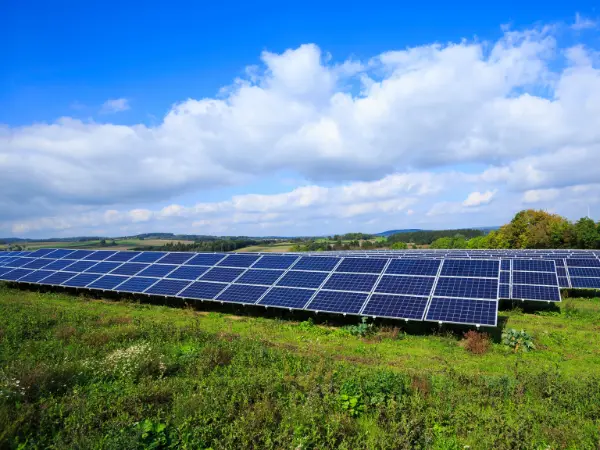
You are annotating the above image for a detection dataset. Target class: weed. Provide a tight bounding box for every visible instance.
[502,328,536,352]
[343,316,375,337]
[462,330,491,355]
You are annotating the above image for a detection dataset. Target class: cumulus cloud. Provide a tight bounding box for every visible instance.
[572,13,597,31]
[463,190,497,207]
[100,98,130,114]
[2,22,600,236]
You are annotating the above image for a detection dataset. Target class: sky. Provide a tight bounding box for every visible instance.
[2,1,600,238]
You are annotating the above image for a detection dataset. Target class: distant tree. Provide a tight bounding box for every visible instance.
[430,237,453,249]
[573,217,600,249]
[494,209,573,249]
[390,242,408,250]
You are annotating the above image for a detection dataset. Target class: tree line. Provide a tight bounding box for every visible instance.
[134,239,276,252]
[387,229,485,245]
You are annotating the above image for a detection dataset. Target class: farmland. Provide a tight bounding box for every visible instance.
[1,285,599,448]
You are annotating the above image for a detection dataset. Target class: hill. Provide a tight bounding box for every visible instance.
[374,229,422,237]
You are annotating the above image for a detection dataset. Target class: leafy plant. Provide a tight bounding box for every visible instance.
[338,393,365,417]
[502,329,535,352]
[343,316,374,337]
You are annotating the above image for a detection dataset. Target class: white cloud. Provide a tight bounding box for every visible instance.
[2,23,600,236]
[463,190,497,207]
[572,13,597,31]
[522,188,560,204]
[100,98,130,114]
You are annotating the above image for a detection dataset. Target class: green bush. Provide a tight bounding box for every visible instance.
[502,329,535,352]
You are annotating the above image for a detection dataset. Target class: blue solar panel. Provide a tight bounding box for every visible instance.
[178,281,226,300]
[434,277,498,300]
[60,250,93,259]
[146,279,191,296]
[499,284,510,298]
[217,254,261,268]
[85,262,123,274]
[500,271,510,284]
[200,267,245,282]
[335,258,387,274]
[305,291,368,314]
[110,263,149,276]
[275,270,328,289]
[41,259,74,271]
[257,287,315,309]
[362,294,428,320]
[166,266,209,280]
[22,258,54,269]
[88,275,130,290]
[570,277,600,289]
[374,275,434,296]
[557,277,570,288]
[18,270,55,283]
[27,249,56,258]
[40,271,77,285]
[511,259,555,272]
[216,284,268,304]
[136,264,177,278]
[500,259,511,271]
[129,252,166,263]
[82,250,117,261]
[45,249,76,259]
[512,271,557,286]
[156,253,194,265]
[115,277,158,293]
[0,267,13,277]
[252,255,298,270]
[440,259,499,278]
[566,259,600,268]
[425,298,497,326]
[385,259,440,276]
[292,257,340,272]
[512,284,561,301]
[184,253,226,266]
[105,251,140,262]
[568,267,600,278]
[556,267,568,277]
[322,273,378,292]
[1,268,33,281]
[62,273,102,287]
[4,257,33,268]
[234,269,284,285]
[63,260,98,272]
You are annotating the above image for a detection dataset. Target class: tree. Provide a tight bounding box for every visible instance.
[390,241,408,250]
[573,217,600,249]
[494,209,573,249]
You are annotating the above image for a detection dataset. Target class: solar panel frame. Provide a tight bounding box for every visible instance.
[512,284,561,302]
[304,290,369,315]
[425,297,498,326]
[361,294,429,320]
[145,279,192,296]
[257,287,316,309]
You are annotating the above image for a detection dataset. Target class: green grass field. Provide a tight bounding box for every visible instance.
[234,242,295,253]
[1,239,195,251]
[1,285,599,448]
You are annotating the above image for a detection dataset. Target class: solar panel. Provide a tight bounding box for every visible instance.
[440,259,499,278]
[184,253,226,266]
[499,284,510,298]
[105,251,140,262]
[335,258,387,274]
[200,267,245,283]
[146,279,191,296]
[116,277,158,293]
[85,262,123,274]
[257,287,315,309]
[178,281,227,300]
[63,260,98,273]
[556,267,568,277]
[60,250,93,260]
[82,250,117,261]
[512,271,558,286]
[129,252,166,263]
[252,255,298,270]
[566,259,600,268]
[165,266,209,280]
[18,270,56,283]
[88,275,130,290]
[425,298,497,326]
[305,290,368,314]
[511,259,555,272]
[500,259,511,271]
[322,273,378,292]
[361,294,428,320]
[0,267,13,277]
[62,273,102,288]
[28,249,56,258]
[292,256,340,271]
[40,271,77,285]
[234,269,284,286]
[500,271,510,284]
[22,258,54,269]
[136,264,177,278]
[570,277,600,289]
[512,284,561,302]
[110,263,149,276]
[45,249,76,259]
[216,284,268,304]
[568,267,600,278]
[156,253,194,265]
[275,270,328,289]
[557,277,570,288]
[1,268,33,281]
[217,254,261,268]
[434,277,498,300]
[385,259,440,276]
[374,275,434,296]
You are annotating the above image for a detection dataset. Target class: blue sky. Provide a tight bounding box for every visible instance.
[2,1,600,237]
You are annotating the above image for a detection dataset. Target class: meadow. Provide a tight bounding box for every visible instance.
[1,284,599,449]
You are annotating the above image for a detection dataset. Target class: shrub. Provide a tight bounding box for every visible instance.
[462,330,491,354]
[343,317,375,337]
[502,329,535,352]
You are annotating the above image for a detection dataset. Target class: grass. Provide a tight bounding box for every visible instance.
[1,239,195,251]
[235,242,294,252]
[1,285,599,448]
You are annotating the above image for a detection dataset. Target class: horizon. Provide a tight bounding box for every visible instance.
[3,2,600,238]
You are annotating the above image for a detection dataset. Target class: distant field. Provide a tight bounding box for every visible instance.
[235,242,294,253]
[1,238,195,251]
[0,286,599,448]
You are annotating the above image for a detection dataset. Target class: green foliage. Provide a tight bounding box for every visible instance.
[343,316,375,337]
[338,393,365,417]
[390,241,408,249]
[502,329,536,352]
[387,228,485,245]
[573,217,600,249]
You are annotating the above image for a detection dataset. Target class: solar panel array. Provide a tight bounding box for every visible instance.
[1,248,599,328]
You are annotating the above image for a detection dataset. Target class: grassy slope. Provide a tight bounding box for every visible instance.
[1,286,599,448]
[234,243,294,253]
